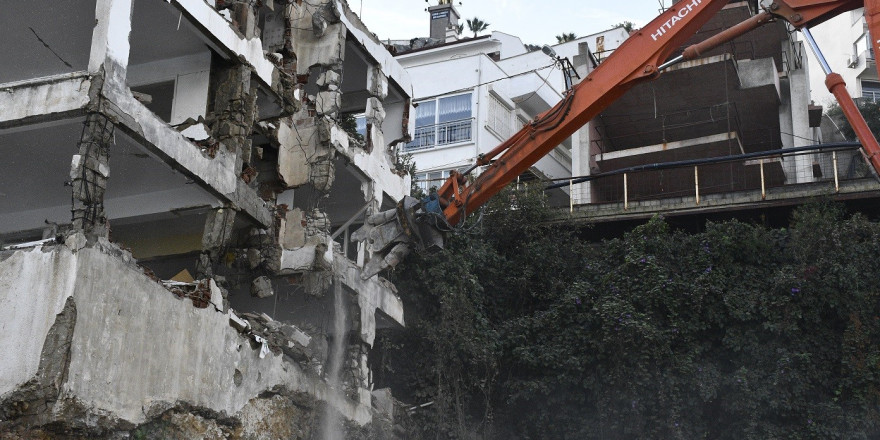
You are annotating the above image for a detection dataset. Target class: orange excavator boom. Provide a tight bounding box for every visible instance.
[354,0,880,278]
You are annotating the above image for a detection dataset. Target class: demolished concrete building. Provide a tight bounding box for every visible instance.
[572,0,831,211]
[0,0,415,437]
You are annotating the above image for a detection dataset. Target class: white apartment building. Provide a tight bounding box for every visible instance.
[387,3,605,201]
[807,7,879,105]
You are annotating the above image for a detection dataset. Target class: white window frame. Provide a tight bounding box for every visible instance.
[486,92,515,141]
[414,169,453,193]
[407,92,474,151]
[862,80,880,102]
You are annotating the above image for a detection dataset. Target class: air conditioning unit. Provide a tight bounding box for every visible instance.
[848,54,860,68]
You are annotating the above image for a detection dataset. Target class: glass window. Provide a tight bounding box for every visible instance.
[855,33,873,60]
[438,94,472,122]
[415,101,437,128]
[414,170,452,193]
[411,102,437,150]
[862,80,880,102]
[488,94,514,139]
[407,93,473,151]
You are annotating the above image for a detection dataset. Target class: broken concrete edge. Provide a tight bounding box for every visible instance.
[301,115,408,202]
[9,235,301,370]
[334,0,413,97]
[0,294,76,431]
[95,65,274,228]
[0,240,378,430]
[0,73,92,129]
[4,392,397,438]
[229,310,319,369]
[335,252,405,346]
[167,0,277,89]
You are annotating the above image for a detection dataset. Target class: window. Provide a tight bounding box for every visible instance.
[487,94,514,140]
[407,93,473,151]
[855,33,874,61]
[862,80,880,102]
[414,170,452,193]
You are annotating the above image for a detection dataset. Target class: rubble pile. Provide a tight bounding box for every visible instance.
[161,280,214,309]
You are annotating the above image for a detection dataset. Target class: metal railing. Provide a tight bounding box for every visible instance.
[548,143,872,213]
[862,90,880,103]
[405,118,474,151]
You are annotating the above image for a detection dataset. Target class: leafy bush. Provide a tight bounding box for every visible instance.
[379,189,880,439]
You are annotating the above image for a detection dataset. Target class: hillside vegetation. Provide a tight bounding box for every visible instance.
[377,188,880,439]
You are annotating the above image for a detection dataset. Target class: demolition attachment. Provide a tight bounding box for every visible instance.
[351,194,446,279]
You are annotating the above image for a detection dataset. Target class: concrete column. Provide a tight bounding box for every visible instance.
[790,67,816,183]
[70,113,115,236]
[196,207,237,278]
[88,0,133,77]
[780,40,817,184]
[211,63,259,169]
[572,122,594,204]
[571,42,597,205]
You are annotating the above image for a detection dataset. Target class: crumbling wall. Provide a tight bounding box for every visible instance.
[0,246,79,398]
[0,241,400,437]
[1,0,411,436]
[0,297,77,430]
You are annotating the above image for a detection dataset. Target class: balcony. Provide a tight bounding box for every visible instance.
[405,118,474,152]
[863,90,880,103]
[555,143,878,224]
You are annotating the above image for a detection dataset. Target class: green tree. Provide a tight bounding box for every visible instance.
[466,17,489,38]
[825,99,880,141]
[555,32,577,43]
[379,192,880,439]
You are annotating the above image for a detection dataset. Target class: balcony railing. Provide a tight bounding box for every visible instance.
[550,143,871,214]
[863,90,880,103]
[406,118,474,152]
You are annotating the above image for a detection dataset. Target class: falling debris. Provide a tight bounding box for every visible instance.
[250,275,274,298]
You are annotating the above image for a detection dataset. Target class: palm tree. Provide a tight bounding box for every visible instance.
[466,17,489,38]
[456,23,464,36]
[555,32,577,43]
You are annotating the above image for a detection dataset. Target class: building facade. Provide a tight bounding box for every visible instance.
[807,7,879,106]
[389,3,600,202]
[0,0,415,437]
[569,0,836,216]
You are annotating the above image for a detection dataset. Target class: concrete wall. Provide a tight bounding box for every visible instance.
[0,241,374,430]
[1,0,412,434]
[0,247,79,396]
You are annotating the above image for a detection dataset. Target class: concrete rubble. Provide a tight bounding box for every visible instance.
[1,0,412,437]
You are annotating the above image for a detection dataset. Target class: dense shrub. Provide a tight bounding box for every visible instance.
[378,189,880,439]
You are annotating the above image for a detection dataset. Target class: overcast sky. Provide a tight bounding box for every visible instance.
[355,0,669,45]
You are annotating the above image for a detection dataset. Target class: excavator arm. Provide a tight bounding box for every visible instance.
[354,0,880,278]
